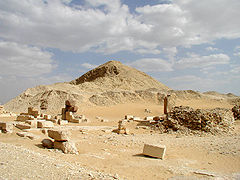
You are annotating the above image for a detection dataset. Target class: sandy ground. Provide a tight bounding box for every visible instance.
[0,100,240,180]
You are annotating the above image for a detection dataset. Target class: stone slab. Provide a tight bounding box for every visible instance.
[143,144,166,159]
[48,130,70,141]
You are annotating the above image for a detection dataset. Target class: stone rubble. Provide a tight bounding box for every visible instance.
[232,105,240,120]
[148,106,235,135]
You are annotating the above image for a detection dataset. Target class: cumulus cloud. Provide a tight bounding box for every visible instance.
[175,53,230,69]
[206,46,219,51]
[128,58,173,72]
[0,41,54,77]
[0,0,239,54]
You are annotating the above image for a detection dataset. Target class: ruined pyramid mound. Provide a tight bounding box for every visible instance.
[70,61,170,91]
[4,61,171,113]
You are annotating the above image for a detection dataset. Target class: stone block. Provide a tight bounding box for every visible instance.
[144,116,154,120]
[57,119,68,125]
[25,120,38,128]
[143,144,166,159]
[37,121,54,128]
[16,123,32,130]
[54,141,78,154]
[49,119,58,123]
[48,130,70,141]
[16,115,34,122]
[125,115,134,120]
[133,117,141,121]
[42,139,54,149]
[65,111,74,121]
[16,132,27,137]
[0,122,13,133]
[62,108,66,120]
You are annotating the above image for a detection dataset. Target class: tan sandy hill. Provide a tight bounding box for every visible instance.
[3,60,240,114]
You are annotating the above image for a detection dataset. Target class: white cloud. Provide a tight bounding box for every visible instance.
[168,75,221,92]
[234,46,240,57]
[0,41,54,77]
[206,46,218,51]
[175,53,230,69]
[128,58,173,72]
[0,0,239,54]
[231,66,240,74]
[81,63,98,69]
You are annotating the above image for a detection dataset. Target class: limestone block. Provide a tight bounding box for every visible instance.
[16,132,39,140]
[144,116,154,120]
[16,123,32,130]
[133,117,141,121]
[68,118,79,123]
[125,115,134,120]
[57,119,68,125]
[143,144,166,159]
[37,121,54,128]
[16,115,34,122]
[48,130,70,141]
[47,119,57,123]
[0,122,13,133]
[16,132,27,137]
[25,120,38,128]
[42,139,54,149]
[65,112,74,121]
[54,141,78,154]
[62,108,66,120]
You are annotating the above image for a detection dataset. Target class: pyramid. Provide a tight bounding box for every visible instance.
[70,60,170,91]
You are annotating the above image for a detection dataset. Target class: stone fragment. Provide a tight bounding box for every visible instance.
[41,139,54,149]
[143,144,166,159]
[53,141,78,154]
[37,121,54,128]
[48,130,70,141]
[16,132,39,140]
[16,123,32,130]
[16,132,28,137]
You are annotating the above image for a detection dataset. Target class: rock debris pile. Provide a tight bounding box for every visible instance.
[232,105,240,120]
[150,106,235,134]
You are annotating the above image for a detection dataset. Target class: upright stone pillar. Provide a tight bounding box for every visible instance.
[164,95,169,115]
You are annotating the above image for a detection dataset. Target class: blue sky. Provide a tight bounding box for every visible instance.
[0,0,240,104]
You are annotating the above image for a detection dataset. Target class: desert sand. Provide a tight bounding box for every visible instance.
[1,101,240,179]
